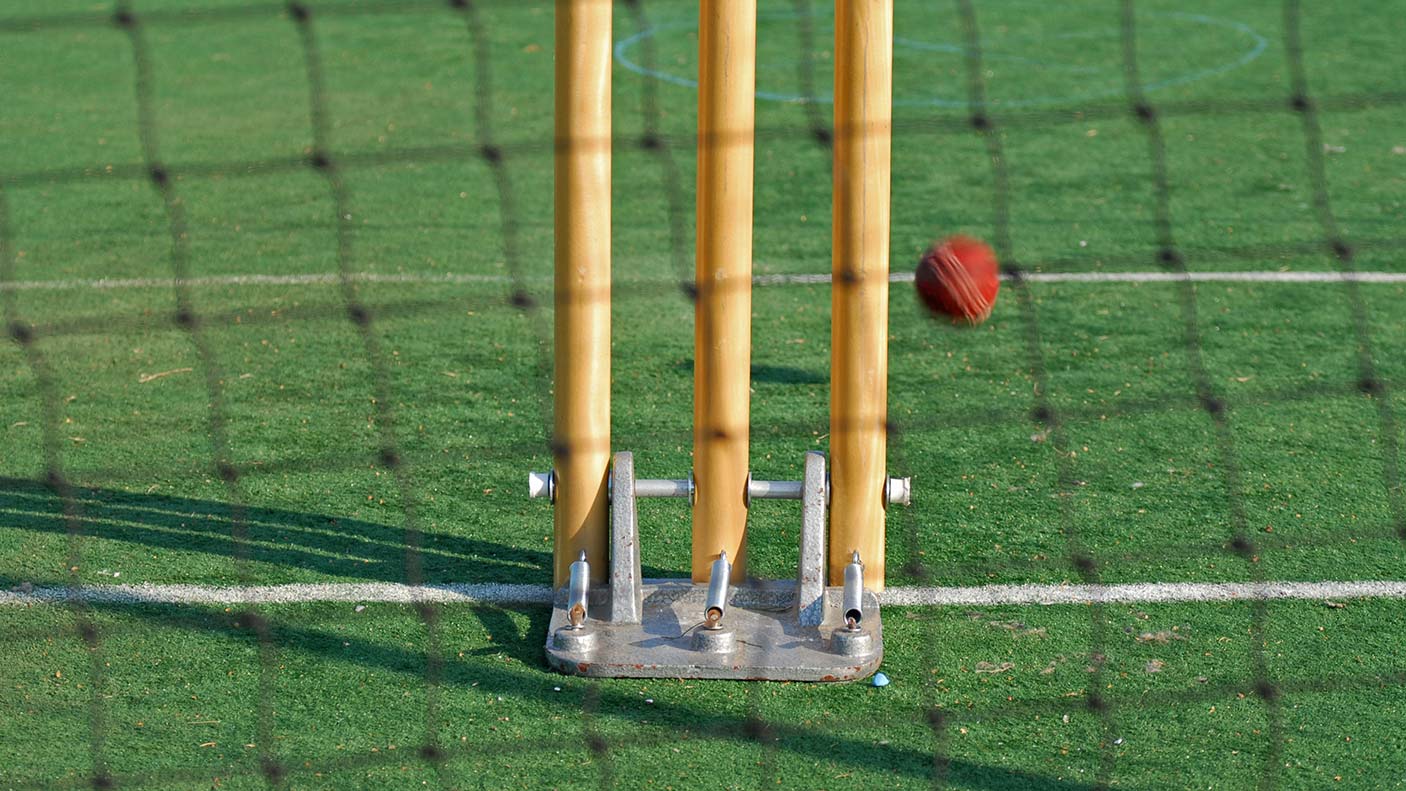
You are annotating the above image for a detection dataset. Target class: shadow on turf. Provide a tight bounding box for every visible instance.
[9,590,1096,791]
[0,476,674,584]
[674,359,828,386]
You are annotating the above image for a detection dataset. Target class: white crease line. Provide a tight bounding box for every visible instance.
[0,272,514,291]
[0,582,552,606]
[1004,271,1406,284]
[764,271,1406,285]
[4,579,1405,607]
[2,270,1405,292]
[881,580,1406,606]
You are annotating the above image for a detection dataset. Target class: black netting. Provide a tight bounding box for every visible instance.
[1,0,1403,788]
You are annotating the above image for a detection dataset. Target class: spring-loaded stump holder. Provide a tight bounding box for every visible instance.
[535,451,903,681]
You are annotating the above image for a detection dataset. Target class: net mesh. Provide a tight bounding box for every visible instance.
[1,0,1403,787]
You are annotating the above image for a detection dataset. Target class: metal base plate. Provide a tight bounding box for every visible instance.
[545,579,882,681]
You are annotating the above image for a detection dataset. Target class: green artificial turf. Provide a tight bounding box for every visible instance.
[3,599,1405,789]
[1,0,1404,787]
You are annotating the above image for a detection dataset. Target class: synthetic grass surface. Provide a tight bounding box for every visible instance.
[1,0,1404,787]
[3,599,1405,789]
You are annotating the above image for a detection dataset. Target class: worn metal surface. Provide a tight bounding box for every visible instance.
[797,451,827,627]
[747,478,804,500]
[831,628,873,658]
[551,626,598,653]
[634,477,693,499]
[885,475,912,506]
[608,452,643,623]
[691,626,736,654]
[544,579,882,681]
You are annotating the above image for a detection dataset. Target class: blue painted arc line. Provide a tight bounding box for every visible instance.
[891,37,1107,76]
[613,11,1268,110]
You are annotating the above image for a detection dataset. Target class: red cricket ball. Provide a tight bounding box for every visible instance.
[914,235,1000,324]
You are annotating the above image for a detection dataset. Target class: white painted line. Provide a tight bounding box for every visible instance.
[0,272,514,292]
[763,271,1406,285]
[0,582,551,606]
[753,273,834,285]
[1,269,1404,293]
[3,579,1405,608]
[1004,271,1406,284]
[880,579,1406,606]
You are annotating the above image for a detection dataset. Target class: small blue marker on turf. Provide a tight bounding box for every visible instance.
[872,672,890,687]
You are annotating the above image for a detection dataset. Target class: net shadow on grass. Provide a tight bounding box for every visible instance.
[0,598,1106,791]
[0,477,676,584]
[942,0,1121,784]
[2,0,1405,787]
